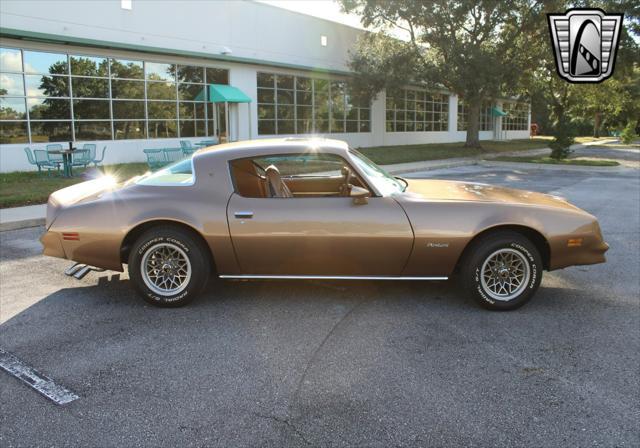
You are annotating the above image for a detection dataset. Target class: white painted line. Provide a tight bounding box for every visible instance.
[0,348,79,405]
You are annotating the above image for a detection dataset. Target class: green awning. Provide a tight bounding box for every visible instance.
[195,84,252,103]
[491,107,507,117]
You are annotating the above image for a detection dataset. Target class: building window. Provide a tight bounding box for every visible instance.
[457,100,494,131]
[320,35,328,47]
[0,46,229,143]
[385,88,449,132]
[502,102,529,131]
[257,72,370,135]
[121,0,132,10]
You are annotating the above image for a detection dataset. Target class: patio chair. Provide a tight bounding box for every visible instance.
[46,143,64,170]
[71,149,92,168]
[143,148,166,170]
[34,149,57,176]
[92,146,107,167]
[81,143,97,162]
[164,147,185,164]
[180,140,196,156]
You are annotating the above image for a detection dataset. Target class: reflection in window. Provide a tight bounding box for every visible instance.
[111,79,145,99]
[146,62,175,81]
[148,101,177,119]
[179,120,206,137]
[0,98,27,119]
[457,100,494,131]
[23,51,68,74]
[177,65,204,84]
[0,121,28,144]
[113,100,145,119]
[30,121,73,142]
[25,74,69,97]
[179,102,205,120]
[1,73,24,96]
[147,81,176,100]
[205,68,228,84]
[70,55,108,77]
[71,77,109,98]
[73,99,110,119]
[148,120,177,138]
[386,88,449,132]
[28,98,71,120]
[114,120,146,139]
[0,47,23,72]
[502,103,529,131]
[110,58,144,79]
[74,121,112,140]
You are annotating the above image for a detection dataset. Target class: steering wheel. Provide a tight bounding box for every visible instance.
[339,166,353,197]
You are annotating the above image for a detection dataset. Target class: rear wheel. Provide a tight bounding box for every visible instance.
[460,231,543,310]
[128,226,210,307]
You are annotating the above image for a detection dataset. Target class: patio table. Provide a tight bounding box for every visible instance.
[48,148,76,177]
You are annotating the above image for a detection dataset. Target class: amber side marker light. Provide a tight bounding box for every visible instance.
[567,238,583,247]
[62,232,80,241]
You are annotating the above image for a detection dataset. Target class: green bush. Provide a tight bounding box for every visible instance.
[620,122,637,145]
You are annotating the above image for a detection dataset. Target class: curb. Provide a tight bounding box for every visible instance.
[0,218,45,232]
[385,159,479,175]
[479,160,626,172]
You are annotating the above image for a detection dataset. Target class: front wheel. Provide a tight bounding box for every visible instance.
[128,226,210,307]
[461,232,543,310]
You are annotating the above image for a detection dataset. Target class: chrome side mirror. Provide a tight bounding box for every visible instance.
[350,186,370,205]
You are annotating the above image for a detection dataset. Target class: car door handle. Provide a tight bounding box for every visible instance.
[234,211,254,219]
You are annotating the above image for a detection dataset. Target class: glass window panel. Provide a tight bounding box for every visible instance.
[258,105,275,120]
[111,79,144,99]
[1,47,22,73]
[179,120,206,137]
[205,68,228,85]
[296,105,312,120]
[416,122,424,131]
[179,102,205,120]
[148,120,177,138]
[360,121,370,132]
[296,77,312,91]
[112,100,145,119]
[277,104,294,120]
[296,90,312,105]
[346,106,358,121]
[296,119,313,134]
[148,101,177,119]
[114,120,146,139]
[258,119,275,135]
[74,121,112,140]
[0,121,28,143]
[179,83,206,101]
[177,65,204,83]
[360,108,370,121]
[30,121,72,142]
[70,55,108,77]
[23,51,68,75]
[257,73,274,88]
[147,81,176,100]
[406,121,415,132]
[0,73,24,96]
[276,90,294,105]
[25,74,69,97]
[346,121,358,133]
[71,77,109,98]
[277,120,294,134]
[28,98,71,120]
[146,62,175,81]
[110,58,144,79]
[257,88,275,104]
[276,75,294,90]
[73,99,110,119]
[0,97,26,119]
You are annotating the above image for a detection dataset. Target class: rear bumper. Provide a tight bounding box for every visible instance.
[549,240,609,270]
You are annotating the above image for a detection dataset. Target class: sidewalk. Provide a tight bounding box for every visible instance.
[0,147,552,232]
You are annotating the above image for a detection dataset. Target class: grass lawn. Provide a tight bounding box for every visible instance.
[0,163,149,209]
[490,156,619,167]
[358,138,549,165]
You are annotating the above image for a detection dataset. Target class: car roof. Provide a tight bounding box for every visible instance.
[194,137,350,162]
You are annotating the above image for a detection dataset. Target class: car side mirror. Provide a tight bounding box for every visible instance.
[350,186,370,205]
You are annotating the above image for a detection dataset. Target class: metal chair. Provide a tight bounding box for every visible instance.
[71,149,92,168]
[180,140,196,156]
[92,146,107,167]
[164,147,185,164]
[34,149,57,176]
[143,148,166,170]
[82,143,97,162]
[46,143,64,170]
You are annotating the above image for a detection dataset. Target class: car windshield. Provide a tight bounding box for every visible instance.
[136,158,194,186]
[349,149,404,196]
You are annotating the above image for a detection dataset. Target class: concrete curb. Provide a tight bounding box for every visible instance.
[479,160,627,172]
[0,204,47,232]
[0,218,45,232]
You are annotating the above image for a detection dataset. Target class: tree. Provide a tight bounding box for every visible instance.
[340,0,553,148]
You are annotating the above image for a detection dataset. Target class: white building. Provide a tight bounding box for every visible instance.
[0,0,531,172]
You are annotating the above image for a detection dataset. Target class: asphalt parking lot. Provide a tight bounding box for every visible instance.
[1,162,639,447]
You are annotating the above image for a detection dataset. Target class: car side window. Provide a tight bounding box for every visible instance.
[229,153,367,198]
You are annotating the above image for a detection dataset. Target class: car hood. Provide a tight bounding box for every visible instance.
[403,179,581,211]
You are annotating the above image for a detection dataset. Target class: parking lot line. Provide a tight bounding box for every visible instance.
[0,348,79,405]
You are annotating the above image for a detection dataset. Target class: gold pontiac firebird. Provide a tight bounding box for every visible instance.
[41,138,608,310]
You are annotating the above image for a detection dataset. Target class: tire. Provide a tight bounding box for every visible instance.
[460,231,543,310]
[128,226,210,307]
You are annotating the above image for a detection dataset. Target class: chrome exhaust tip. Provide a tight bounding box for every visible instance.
[64,263,105,280]
[64,263,85,276]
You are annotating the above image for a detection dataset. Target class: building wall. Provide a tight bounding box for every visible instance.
[0,1,531,172]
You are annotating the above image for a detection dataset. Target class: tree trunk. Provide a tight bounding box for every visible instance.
[593,111,601,137]
[464,99,482,149]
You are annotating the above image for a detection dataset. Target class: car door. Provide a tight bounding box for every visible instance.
[225,153,414,276]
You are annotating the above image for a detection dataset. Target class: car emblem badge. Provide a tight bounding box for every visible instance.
[547,8,623,83]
